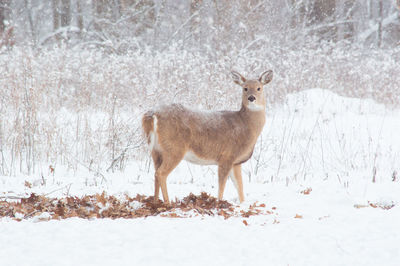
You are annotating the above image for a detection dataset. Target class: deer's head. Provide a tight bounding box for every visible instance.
[231,70,273,111]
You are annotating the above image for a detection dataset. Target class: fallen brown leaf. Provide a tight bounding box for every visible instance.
[0,192,271,221]
[300,188,312,195]
[24,181,32,188]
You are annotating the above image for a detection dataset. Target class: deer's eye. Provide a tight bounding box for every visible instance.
[257,88,261,91]
[244,88,248,91]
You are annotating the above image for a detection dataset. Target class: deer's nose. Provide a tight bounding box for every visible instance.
[248,95,256,102]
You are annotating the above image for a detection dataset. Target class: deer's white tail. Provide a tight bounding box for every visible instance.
[142,111,158,151]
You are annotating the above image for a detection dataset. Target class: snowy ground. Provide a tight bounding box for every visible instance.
[1,89,399,266]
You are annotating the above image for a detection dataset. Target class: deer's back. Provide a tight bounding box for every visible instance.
[153,104,259,164]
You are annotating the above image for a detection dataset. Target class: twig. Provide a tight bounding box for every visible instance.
[162,8,203,51]
[372,166,377,183]
[24,210,39,219]
[65,154,107,184]
[106,144,142,172]
[186,162,194,184]
[372,111,386,183]
[44,183,73,197]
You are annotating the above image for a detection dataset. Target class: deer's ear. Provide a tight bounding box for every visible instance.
[231,71,246,86]
[259,70,273,85]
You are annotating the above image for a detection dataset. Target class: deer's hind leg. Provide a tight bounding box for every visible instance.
[151,150,163,202]
[156,150,185,204]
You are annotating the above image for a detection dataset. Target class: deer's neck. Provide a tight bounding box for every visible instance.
[239,104,266,136]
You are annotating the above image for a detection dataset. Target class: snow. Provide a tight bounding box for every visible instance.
[1,89,400,266]
[1,185,399,266]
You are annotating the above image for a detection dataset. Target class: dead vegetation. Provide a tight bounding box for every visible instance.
[1,191,394,222]
[354,201,396,210]
[0,192,273,221]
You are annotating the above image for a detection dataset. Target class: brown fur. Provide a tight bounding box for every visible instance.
[142,111,154,143]
[142,70,273,203]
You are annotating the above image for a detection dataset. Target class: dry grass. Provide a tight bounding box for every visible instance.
[0,44,399,176]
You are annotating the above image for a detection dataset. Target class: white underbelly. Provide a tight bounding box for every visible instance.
[183,151,217,165]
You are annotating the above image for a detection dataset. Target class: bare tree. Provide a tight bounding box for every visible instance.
[76,0,83,33]
[0,0,10,34]
[377,0,383,47]
[2,1,400,50]
[0,0,13,48]
[190,0,202,47]
[61,0,71,27]
[23,0,36,44]
[334,0,356,41]
[51,0,60,41]
[92,0,105,33]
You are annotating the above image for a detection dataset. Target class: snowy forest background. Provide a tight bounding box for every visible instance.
[0,0,399,178]
[2,1,400,49]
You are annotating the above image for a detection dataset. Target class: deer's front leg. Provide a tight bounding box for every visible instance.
[232,164,245,203]
[218,164,233,201]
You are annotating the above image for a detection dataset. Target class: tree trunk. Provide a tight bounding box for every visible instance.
[0,0,10,34]
[61,0,71,27]
[24,0,36,44]
[368,0,373,20]
[52,0,60,31]
[335,0,355,41]
[377,0,383,47]
[153,0,166,49]
[76,0,83,33]
[190,0,202,47]
[92,0,106,33]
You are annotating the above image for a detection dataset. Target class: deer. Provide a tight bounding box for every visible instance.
[142,70,273,204]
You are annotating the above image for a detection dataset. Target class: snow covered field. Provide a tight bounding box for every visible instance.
[1,89,399,266]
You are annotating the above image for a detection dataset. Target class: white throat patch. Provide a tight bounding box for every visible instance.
[247,102,264,111]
